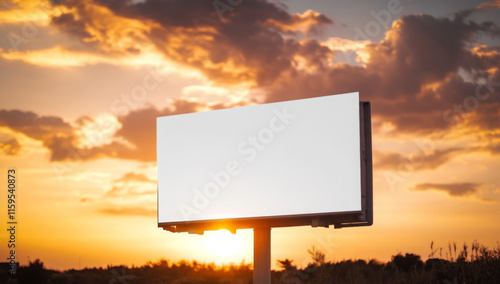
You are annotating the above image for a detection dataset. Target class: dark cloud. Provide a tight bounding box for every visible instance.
[374,147,472,171]
[5,1,500,168]
[0,109,77,161]
[50,0,333,85]
[46,1,499,136]
[264,13,500,136]
[0,109,73,139]
[411,182,481,197]
[0,1,19,10]
[364,14,498,97]
[51,12,92,39]
[262,9,333,35]
[74,115,94,126]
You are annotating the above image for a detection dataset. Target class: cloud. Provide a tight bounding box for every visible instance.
[262,9,333,35]
[475,0,500,11]
[38,0,334,85]
[0,110,73,139]
[0,0,55,25]
[50,0,157,55]
[263,13,500,137]
[0,109,77,161]
[374,147,472,171]
[104,185,156,198]
[0,44,171,68]
[4,1,499,110]
[82,170,157,217]
[5,1,497,139]
[99,207,156,217]
[0,46,123,67]
[411,182,481,197]
[0,0,184,70]
[2,1,499,170]
[411,182,499,202]
[50,11,92,39]
[114,172,156,183]
[0,137,21,155]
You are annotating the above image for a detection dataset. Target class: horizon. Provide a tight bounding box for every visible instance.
[10,244,500,284]
[11,238,500,271]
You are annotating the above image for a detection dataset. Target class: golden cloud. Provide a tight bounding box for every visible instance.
[0,0,60,25]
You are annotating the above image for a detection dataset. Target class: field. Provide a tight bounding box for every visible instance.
[2,241,499,284]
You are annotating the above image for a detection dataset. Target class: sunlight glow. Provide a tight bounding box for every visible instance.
[205,230,242,259]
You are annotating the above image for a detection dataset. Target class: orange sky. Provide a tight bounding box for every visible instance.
[1,0,500,271]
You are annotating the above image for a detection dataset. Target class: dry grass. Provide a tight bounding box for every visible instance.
[3,241,499,284]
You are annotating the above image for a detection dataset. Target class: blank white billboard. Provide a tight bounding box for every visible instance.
[157,92,363,226]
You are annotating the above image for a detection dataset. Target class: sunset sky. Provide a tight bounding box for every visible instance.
[1,0,500,271]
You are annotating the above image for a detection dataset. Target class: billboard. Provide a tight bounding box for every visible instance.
[157,92,372,233]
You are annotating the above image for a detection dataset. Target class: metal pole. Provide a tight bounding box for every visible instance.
[253,227,271,284]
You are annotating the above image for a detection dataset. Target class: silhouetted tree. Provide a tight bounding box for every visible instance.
[18,259,51,284]
[277,259,296,271]
[390,253,424,273]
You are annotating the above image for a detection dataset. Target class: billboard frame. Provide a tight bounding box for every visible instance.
[157,101,373,234]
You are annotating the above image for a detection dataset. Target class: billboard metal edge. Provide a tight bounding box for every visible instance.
[157,100,373,234]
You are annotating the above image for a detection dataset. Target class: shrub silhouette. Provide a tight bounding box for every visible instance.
[11,241,500,284]
[389,253,424,273]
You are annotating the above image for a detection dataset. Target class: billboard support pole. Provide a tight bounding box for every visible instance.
[253,227,271,284]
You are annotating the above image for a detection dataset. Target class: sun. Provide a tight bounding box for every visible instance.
[205,229,242,258]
